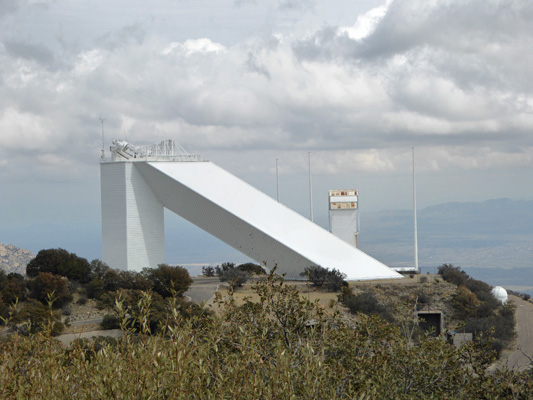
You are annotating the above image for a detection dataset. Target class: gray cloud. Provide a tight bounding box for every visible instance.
[0,0,18,18]
[4,40,56,67]
[0,0,532,188]
[277,0,317,11]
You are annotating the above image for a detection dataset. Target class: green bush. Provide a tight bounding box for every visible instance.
[219,269,251,288]
[100,314,120,330]
[340,289,393,322]
[236,263,266,275]
[202,266,215,276]
[27,272,72,308]
[26,248,91,283]
[300,265,329,288]
[142,264,193,297]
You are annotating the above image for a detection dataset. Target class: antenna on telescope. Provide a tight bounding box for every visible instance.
[99,116,106,162]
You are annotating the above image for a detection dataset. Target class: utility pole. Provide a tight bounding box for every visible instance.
[308,152,313,222]
[276,158,280,202]
[100,116,106,162]
[413,147,419,272]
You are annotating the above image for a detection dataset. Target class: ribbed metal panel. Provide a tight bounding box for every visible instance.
[136,161,401,281]
[101,162,164,271]
[101,163,127,269]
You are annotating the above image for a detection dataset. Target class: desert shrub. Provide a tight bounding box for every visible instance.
[142,264,192,297]
[420,276,428,283]
[451,285,480,320]
[1,273,26,304]
[0,297,9,323]
[13,299,64,336]
[202,266,215,276]
[465,278,494,302]
[325,268,347,292]
[236,263,266,275]
[26,248,91,283]
[341,290,393,322]
[438,264,469,286]
[0,273,532,398]
[101,314,120,330]
[220,269,251,288]
[300,265,329,288]
[416,291,432,311]
[463,304,516,357]
[27,272,72,308]
[214,262,235,277]
[301,266,347,292]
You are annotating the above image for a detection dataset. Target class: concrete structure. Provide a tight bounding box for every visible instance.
[329,189,359,247]
[101,140,402,281]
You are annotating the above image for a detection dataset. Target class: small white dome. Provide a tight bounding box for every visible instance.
[491,286,508,304]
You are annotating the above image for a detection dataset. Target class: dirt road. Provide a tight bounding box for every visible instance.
[500,295,533,370]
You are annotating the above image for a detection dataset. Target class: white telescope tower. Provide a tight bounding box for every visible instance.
[329,189,360,248]
[100,139,401,281]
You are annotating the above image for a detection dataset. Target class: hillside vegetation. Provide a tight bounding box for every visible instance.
[1,270,532,399]
[0,247,529,398]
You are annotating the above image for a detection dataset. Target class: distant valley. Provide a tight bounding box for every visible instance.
[358,198,533,294]
[359,198,533,269]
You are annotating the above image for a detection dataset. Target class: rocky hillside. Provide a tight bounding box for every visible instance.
[0,243,34,275]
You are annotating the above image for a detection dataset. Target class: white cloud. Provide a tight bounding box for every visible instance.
[338,0,393,41]
[0,0,532,193]
[0,108,56,150]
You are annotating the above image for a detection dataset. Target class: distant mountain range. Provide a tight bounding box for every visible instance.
[0,243,34,275]
[358,198,533,270]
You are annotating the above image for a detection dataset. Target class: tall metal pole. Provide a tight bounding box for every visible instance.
[412,147,419,272]
[99,116,106,162]
[308,152,314,222]
[276,158,280,202]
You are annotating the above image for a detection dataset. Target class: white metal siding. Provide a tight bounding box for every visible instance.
[101,163,164,271]
[330,210,358,247]
[101,163,128,269]
[137,161,401,281]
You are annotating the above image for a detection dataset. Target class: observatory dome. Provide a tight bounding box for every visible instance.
[491,286,508,304]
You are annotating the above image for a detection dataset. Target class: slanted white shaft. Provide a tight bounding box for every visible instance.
[135,161,401,280]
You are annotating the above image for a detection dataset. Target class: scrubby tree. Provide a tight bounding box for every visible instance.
[301,266,347,291]
[438,264,469,287]
[215,262,235,277]
[300,265,329,288]
[202,266,215,277]
[26,248,91,283]
[143,264,192,297]
[451,285,480,320]
[13,298,64,335]
[27,272,72,308]
[339,289,393,322]
[236,263,266,275]
[325,268,347,292]
[1,273,26,304]
[220,269,251,288]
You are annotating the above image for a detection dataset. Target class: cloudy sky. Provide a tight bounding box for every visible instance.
[1,0,532,264]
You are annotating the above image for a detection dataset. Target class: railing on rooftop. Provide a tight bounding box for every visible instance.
[109,139,202,162]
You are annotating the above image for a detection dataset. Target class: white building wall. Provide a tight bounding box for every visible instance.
[101,163,127,269]
[330,210,358,247]
[101,162,164,271]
